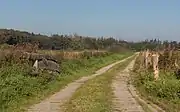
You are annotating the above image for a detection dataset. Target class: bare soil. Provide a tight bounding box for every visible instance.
[112,59,145,112]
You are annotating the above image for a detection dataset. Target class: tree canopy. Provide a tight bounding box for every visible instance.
[0,29,179,52]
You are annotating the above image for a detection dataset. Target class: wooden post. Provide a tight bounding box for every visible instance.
[145,49,150,69]
[152,52,159,80]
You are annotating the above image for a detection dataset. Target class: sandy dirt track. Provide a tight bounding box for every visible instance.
[27,55,135,112]
[112,59,144,112]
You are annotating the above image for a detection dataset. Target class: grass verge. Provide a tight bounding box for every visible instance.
[64,55,135,112]
[0,52,133,112]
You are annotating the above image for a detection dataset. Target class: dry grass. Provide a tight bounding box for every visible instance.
[39,50,110,60]
[0,43,54,66]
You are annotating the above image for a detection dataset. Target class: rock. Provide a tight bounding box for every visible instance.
[38,58,60,73]
[33,60,38,69]
[29,67,39,76]
[30,58,60,76]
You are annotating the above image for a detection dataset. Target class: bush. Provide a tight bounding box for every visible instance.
[83,51,92,59]
[144,79,180,99]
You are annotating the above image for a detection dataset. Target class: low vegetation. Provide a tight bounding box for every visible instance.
[65,55,135,112]
[131,49,180,112]
[0,48,132,112]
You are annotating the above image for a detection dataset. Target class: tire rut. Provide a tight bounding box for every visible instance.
[112,59,164,112]
[112,59,144,112]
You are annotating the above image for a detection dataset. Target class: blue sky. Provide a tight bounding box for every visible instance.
[0,0,180,41]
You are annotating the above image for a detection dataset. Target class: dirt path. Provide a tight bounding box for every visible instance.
[112,59,145,112]
[112,58,164,112]
[27,55,135,112]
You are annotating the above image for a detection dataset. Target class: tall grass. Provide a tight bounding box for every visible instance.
[131,52,180,112]
[39,50,111,59]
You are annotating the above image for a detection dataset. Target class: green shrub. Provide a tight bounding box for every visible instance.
[83,51,91,59]
[144,79,180,99]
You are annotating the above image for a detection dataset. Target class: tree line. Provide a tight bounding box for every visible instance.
[0,29,179,51]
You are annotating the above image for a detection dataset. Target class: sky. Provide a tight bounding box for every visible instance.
[0,0,180,41]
